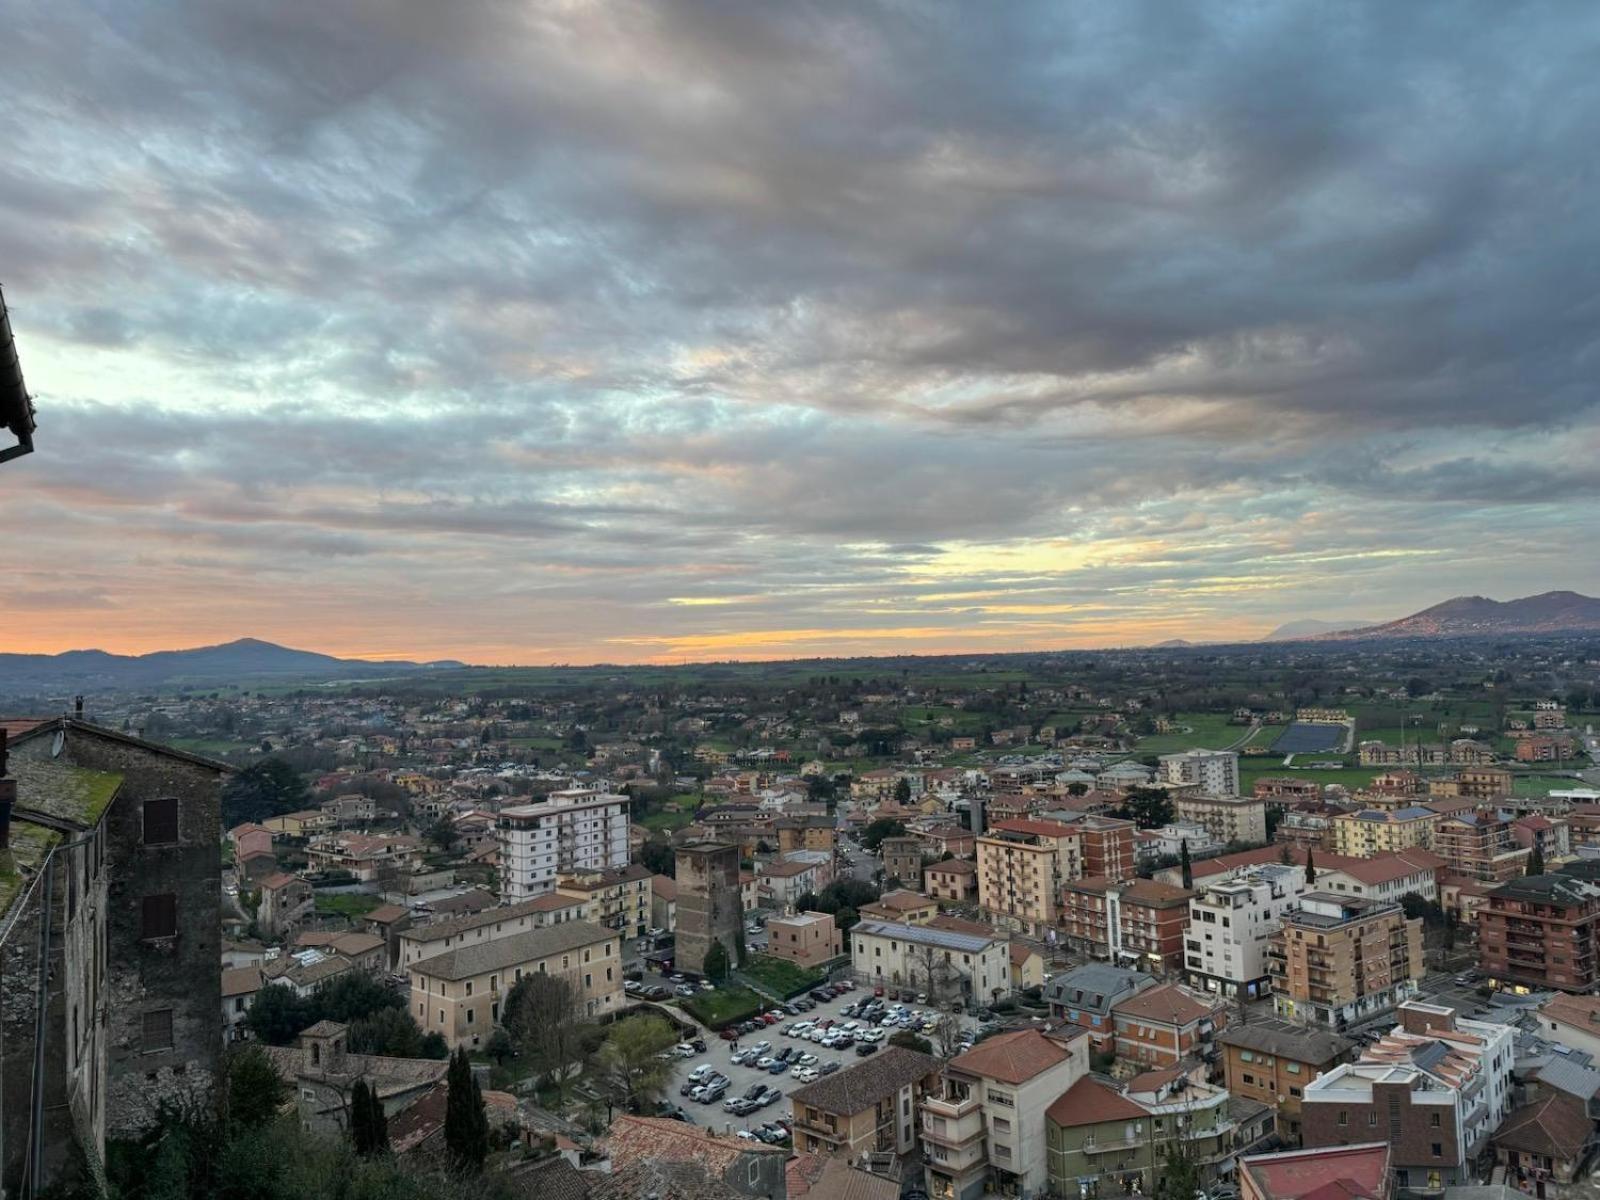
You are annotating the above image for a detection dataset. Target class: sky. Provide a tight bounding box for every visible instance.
[2,1,1599,664]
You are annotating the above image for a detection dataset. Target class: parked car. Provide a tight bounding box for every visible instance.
[856,1042,880,1057]
[818,1061,840,1075]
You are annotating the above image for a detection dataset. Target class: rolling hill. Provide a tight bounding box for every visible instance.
[0,638,464,694]
[1320,591,1600,640]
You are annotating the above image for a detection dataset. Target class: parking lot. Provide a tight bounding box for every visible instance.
[660,980,988,1139]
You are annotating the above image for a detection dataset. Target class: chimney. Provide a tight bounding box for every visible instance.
[0,731,13,850]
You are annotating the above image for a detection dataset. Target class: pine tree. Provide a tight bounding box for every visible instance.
[444,1047,488,1172]
[1180,839,1193,890]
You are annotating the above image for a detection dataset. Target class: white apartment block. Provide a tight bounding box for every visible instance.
[1174,792,1267,846]
[1185,864,1310,1000]
[850,920,1012,1005]
[1159,748,1241,797]
[497,789,630,899]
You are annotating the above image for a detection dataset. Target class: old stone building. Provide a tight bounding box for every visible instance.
[674,840,742,975]
[1,717,224,1194]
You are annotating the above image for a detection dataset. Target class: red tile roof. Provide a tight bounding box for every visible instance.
[1492,1091,1594,1159]
[950,1029,1078,1084]
[1112,982,1219,1027]
[607,1114,786,1177]
[988,819,1078,839]
[1240,1143,1391,1200]
[1045,1076,1145,1126]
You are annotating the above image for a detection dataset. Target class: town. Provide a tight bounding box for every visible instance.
[4,639,1600,1200]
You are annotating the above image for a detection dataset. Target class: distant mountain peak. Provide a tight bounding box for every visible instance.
[1261,618,1380,642]
[1321,590,1600,640]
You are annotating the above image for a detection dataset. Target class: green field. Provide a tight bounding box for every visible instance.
[740,955,827,998]
[678,986,764,1029]
[1239,762,1385,793]
[1511,773,1591,797]
[1135,713,1250,755]
[641,799,698,832]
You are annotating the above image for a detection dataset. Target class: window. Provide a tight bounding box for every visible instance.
[141,894,178,940]
[466,981,474,996]
[1368,1112,1377,1126]
[467,1009,474,1024]
[1289,1087,1301,1098]
[143,798,180,845]
[1431,1143,1442,1158]
[1337,1111,1348,1126]
[1242,1073,1254,1085]
[142,1009,174,1051]
[749,1162,760,1186]
[1285,1061,1301,1074]
[1430,1112,1441,1128]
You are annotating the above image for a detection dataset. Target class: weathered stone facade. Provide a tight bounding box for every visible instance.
[674,841,742,975]
[3,718,225,1192]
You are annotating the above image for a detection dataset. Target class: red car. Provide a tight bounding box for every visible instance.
[874,986,884,997]
[720,1028,738,1041]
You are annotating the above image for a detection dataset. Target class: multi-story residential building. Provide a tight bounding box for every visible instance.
[758,854,829,910]
[768,911,842,967]
[554,863,652,939]
[496,789,629,899]
[1268,893,1424,1029]
[925,858,978,902]
[257,871,315,937]
[1043,963,1156,1051]
[1516,733,1576,762]
[675,840,743,975]
[407,920,620,1050]
[1330,806,1437,858]
[1,717,225,1192]
[1174,793,1267,847]
[1045,1071,1273,1198]
[1301,1003,1516,1192]
[1159,749,1241,797]
[1432,811,1530,881]
[922,1029,1089,1200]
[850,920,1011,1005]
[1112,981,1227,1071]
[881,836,925,888]
[221,965,263,1044]
[790,1046,943,1163]
[1273,803,1342,852]
[1061,877,1194,974]
[775,815,836,855]
[305,831,424,881]
[976,819,1082,936]
[1144,820,1222,861]
[1070,814,1139,882]
[1479,871,1600,992]
[1512,813,1571,862]
[1217,1019,1354,1145]
[1185,865,1310,1000]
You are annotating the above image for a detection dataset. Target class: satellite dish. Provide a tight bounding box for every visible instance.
[51,729,65,758]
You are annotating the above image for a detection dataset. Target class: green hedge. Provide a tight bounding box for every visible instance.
[740,954,827,999]
[679,986,764,1030]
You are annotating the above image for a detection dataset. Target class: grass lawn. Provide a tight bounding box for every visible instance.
[740,954,826,998]
[1239,762,1385,793]
[1135,713,1248,755]
[314,892,383,918]
[1511,773,1591,797]
[678,986,764,1030]
[641,806,696,832]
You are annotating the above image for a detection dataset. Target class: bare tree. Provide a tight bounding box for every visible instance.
[504,972,591,1104]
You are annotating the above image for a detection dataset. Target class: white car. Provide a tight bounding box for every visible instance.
[793,1067,819,1083]
[797,1053,818,1066]
[860,1028,887,1043]
[756,1056,777,1069]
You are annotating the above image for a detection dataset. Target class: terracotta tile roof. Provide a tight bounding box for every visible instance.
[221,965,262,997]
[1009,942,1039,966]
[787,1152,831,1198]
[1111,982,1219,1027]
[260,872,303,890]
[1325,850,1441,886]
[1216,1018,1352,1064]
[925,859,976,875]
[950,1029,1077,1084]
[1240,1143,1391,1200]
[1045,1076,1146,1126]
[1539,991,1600,1033]
[402,895,577,943]
[652,874,677,900]
[987,819,1078,839]
[802,1158,901,1200]
[364,903,410,924]
[1491,1091,1593,1159]
[790,1046,943,1113]
[606,1114,786,1177]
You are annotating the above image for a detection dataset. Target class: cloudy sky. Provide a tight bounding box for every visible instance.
[3,1,1598,663]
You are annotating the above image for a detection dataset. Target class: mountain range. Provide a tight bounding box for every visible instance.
[1315,590,1600,640]
[1261,617,1381,641]
[0,637,464,695]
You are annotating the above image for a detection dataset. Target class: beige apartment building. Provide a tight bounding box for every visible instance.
[397,892,587,969]
[791,1047,944,1164]
[555,862,653,939]
[1174,793,1268,847]
[1268,893,1424,1029]
[408,920,621,1050]
[977,819,1082,936]
[1330,806,1437,858]
[768,911,842,967]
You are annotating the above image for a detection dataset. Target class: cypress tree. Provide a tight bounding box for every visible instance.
[1179,839,1192,890]
[444,1047,488,1172]
[1528,841,1546,877]
[1305,848,1316,886]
